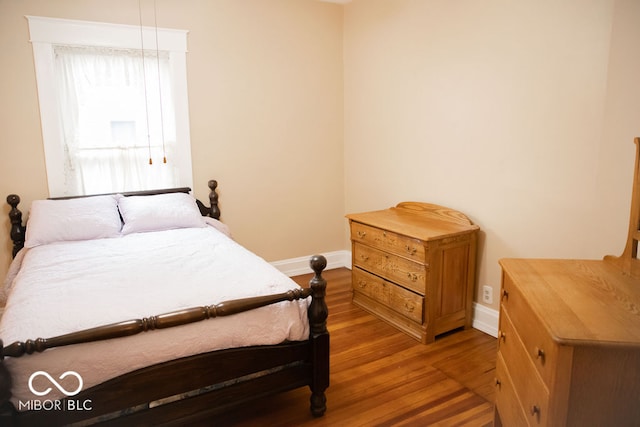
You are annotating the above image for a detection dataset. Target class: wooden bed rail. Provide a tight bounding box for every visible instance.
[5,181,221,258]
[0,255,327,360]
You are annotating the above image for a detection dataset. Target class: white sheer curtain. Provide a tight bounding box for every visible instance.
[54,45,178,195]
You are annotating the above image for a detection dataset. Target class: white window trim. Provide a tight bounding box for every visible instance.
[27,15,193,197]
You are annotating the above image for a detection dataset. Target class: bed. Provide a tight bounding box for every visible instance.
[0,180,329,426]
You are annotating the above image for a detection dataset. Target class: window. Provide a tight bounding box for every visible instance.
[27,16,193,197]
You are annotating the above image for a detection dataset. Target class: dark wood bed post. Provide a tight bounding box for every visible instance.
[6,195,24,258]
[208,180,221,220]
[308,255,329,417]
[0,345,12,421]
[195,180,220,220]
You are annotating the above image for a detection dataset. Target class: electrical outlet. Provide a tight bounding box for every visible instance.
[482,285,493,304]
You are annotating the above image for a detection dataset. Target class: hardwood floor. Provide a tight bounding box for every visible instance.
[215,268,497,426]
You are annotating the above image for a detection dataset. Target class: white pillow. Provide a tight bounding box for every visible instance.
[24,195,122,248]
[118,192,206,235]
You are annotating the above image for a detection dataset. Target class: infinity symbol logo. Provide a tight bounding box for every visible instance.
[28,371,84,397]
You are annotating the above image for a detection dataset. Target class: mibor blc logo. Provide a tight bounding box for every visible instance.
[19,370,92,412]
[28,371,83,397]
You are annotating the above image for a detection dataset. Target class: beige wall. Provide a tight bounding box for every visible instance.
[2,0,640,313]
[0,0,345,280]
[344,0,640,310]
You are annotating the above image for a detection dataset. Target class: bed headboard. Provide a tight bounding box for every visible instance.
[6,180,220,258]
[604,138,640,279]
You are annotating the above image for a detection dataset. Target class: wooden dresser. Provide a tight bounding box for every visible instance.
[495,258,640,426]
[495,138,640,426]
[346,202,479,343]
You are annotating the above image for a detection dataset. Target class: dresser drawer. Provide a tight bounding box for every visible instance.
[498,310,550,426]
[501,274,559,387]
[495,352,529,427]
[353,242,427,295]
[350,221,426,261]
[353,267,423,323]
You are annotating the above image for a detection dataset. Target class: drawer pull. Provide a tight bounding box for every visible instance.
[498,330,506,342]
[530,405,541,417]
[501,289,509,300]
[359,254,369,261]
[405,245,417,256]
[494,378,501,388]
[357,280,368,289]
[535,347,545,362]
[407,273,418,282]
[403,302,415,313]
[357,231,366,239]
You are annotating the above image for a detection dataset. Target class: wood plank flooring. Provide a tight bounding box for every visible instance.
[216,268,497,426]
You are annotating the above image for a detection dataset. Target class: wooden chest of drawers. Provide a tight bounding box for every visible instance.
[495,258,640,427]
[346,202,479,343]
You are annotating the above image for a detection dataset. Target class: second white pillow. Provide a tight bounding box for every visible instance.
[118,192,206,235]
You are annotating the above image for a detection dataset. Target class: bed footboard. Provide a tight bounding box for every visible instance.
[0,255,329,425]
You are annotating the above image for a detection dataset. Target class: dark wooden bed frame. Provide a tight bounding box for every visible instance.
[0,180,329,426]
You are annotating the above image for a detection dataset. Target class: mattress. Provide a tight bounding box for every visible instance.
[0,221,309,406]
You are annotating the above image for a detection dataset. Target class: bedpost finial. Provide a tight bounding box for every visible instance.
[310,255,327,275]
[6,194,20,208]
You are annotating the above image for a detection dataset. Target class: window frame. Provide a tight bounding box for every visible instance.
[27,15,193,197]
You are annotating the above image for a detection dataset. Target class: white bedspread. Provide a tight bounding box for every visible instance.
[0,223,309,406]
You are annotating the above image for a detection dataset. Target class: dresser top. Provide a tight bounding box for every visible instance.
[346,202,479,241]
[500,258,640,347]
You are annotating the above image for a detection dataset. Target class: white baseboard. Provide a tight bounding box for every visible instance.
[472,302,499,337]
[271,250,499,338]
[270,250,351,276]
